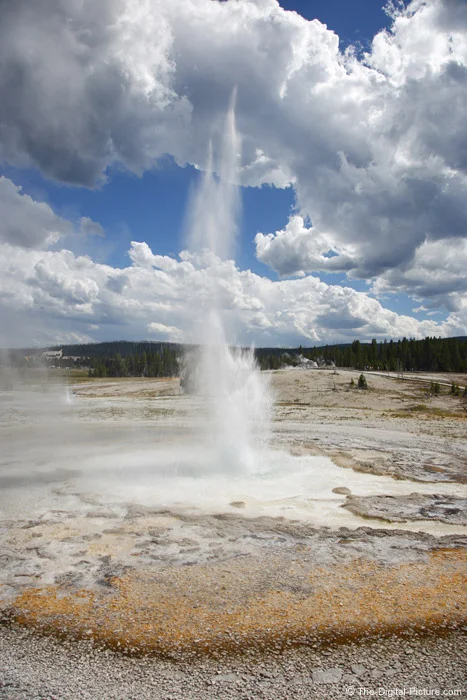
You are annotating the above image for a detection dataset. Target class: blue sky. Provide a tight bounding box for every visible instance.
[1,132,424,323]
[0,0,465,347]
[280,0,394,47]
[1,0,395,270]
[0,2,411,301]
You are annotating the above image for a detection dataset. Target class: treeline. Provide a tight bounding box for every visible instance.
[54,340,181,359]
[5,336,467,377]
[256,336,467,373]
[88,346,179,378]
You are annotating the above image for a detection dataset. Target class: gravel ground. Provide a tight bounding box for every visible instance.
[1,626,466,699]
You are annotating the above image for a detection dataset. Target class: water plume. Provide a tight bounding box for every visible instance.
[185,91,271,472]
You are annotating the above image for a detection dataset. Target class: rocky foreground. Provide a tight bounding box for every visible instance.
[1,626,466,699]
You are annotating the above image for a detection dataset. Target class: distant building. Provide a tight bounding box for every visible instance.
[41,349,63,362]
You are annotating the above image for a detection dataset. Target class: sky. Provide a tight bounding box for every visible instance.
[0,0,466,349]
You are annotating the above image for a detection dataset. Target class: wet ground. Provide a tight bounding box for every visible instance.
[0,369,466,667]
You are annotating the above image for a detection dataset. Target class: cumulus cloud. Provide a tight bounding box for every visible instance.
[0,0,191,185]
[0,176,105,253]
[0,0,466,318]
[80,217,105,238]
[255,215,355,276]
[171,0,467,289]
[372,237,467,312]
[0,232,465,348]
[0,176,71,249]
[148,322,184,342]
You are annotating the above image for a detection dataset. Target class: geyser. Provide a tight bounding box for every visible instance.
[185,92,271,472]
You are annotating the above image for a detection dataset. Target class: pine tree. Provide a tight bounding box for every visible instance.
[358,373,368,390]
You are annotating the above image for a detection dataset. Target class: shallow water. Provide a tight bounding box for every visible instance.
[1,386,466,535]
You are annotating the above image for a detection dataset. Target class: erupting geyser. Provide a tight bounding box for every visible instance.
[185,91,272,472]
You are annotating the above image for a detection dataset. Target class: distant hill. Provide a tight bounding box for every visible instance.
[3,336,467,375]
[49,340,182,359]
[256,336,467,373]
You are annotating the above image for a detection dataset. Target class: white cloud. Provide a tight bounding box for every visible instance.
[0,176,106,257]
[147,322,184,342]
[0,0,191,186]
[255,215,355,276]
[0,176,71,249]
[241,150,295,189]
[0,230,465,348]
[372,237,467,311]
[0,0,466,319]
[80,217,105,238]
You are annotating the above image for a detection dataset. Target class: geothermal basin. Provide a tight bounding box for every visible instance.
[1,368,466,658]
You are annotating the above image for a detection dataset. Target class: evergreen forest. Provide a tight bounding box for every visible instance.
[4,336,467,378]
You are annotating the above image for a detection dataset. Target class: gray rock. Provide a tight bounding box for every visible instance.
[312,667,343,684]
[343,493,467,525]
[351,664,366,676]
[210,673,238,684]
[332,487,351,495]
[342,674,359,685]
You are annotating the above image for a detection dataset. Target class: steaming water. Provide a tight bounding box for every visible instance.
[1,99,465,541]
[185,91,271,472]
[1,383,466,536]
